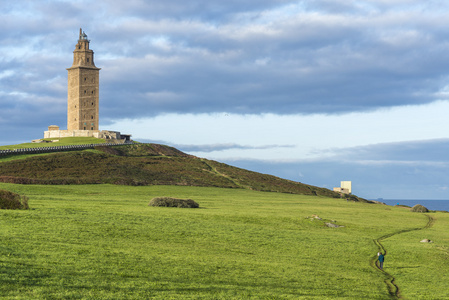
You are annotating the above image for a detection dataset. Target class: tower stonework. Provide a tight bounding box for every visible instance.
[67,29,100,131]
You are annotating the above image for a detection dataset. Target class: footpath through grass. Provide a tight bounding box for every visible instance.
[0,183,448,299]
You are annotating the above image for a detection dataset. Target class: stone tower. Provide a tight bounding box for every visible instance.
[67,28,101,131]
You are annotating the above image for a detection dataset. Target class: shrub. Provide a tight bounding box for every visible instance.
[149,197,199,208]
[411,204,429,213]
[0,189,29,210]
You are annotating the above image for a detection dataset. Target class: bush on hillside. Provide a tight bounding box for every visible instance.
[149,197,199,208]
[0,189,29,210]
[411,204,429,213]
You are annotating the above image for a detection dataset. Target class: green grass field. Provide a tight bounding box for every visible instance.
[1,183,448,299]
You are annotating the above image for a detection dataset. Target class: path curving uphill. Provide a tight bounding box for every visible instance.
[371,214,435,299]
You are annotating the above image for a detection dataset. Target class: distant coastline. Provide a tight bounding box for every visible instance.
[376,199,449,212]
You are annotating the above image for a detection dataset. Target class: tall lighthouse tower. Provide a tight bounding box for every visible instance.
[67,28,101,131]
[43,29,131,142]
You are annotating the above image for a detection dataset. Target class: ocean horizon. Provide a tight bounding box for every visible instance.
[374,199,449,212]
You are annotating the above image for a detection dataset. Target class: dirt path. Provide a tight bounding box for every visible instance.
[371,214,435,299]
[200,159,252,189]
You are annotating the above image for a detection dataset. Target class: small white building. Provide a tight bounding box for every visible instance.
[333,181,352,194]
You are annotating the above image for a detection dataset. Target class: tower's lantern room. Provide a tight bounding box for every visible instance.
[70,29,98,68]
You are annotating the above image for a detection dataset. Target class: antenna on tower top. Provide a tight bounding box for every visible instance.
[78,28,89,41]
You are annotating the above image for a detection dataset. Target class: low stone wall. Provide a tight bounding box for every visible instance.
[0,142,132,157]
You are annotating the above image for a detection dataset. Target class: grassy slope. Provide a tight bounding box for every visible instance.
[0,143,340,197]
[1,183,448,299]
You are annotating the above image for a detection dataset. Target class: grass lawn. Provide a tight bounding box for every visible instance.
[1,183,448,299]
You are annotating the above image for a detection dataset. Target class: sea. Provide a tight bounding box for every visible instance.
[376,199,449,212]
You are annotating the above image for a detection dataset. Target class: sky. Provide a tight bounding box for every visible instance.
[1,0,449,199]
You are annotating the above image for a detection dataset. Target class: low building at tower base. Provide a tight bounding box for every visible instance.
[44,125,132,143]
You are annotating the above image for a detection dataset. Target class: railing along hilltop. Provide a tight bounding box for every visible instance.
[0,142,133,157]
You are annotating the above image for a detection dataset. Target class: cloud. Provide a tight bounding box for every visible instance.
[3,0,449,132]
[93,0,449,119]
[93,0,293,23]
[321,138,449,163]
[138,139,295,153]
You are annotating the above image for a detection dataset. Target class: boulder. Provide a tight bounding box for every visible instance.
[420,239,433,243]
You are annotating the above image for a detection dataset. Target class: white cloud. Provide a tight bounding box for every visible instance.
[108,100,449,160]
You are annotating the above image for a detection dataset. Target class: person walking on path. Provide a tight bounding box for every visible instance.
[378,252,385,270]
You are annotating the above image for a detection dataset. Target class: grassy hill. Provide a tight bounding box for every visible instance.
[0,141,341,198]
